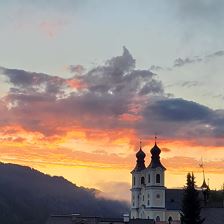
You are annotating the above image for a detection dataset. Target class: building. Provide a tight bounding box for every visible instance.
[130,141,180,222]
[47,214,155,224]
[48,140,224,224]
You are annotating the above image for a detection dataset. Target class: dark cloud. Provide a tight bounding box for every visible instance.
[1,48,224,143]
[149,65,163,71]
[181,81,201,88]
[172,50,224,68]
[0,47,163,135]
[206,50,224,59]
[144,98,212,122]
[69,65,85,74]
[174,57,202,67]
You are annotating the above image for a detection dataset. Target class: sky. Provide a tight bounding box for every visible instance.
[0,0,224,202]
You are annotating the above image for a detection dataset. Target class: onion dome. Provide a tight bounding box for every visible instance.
[132,146,146,172]
[148,143,166,170]
[136,148,146,160]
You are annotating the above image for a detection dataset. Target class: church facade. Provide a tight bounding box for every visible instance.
[130,141,180,222]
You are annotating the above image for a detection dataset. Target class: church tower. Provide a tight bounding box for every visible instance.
[130,142,146,219]
[131,140,166,221]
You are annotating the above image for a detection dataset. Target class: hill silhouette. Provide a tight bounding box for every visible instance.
[0,163,129,224]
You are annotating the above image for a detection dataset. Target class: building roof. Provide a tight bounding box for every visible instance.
[47,215,155,224]
[129,219,154,224]
[47,215,74,224]
[201,208,224,224]
[165,189,183,210]
[148,143,166,170]
[132,147,146,172]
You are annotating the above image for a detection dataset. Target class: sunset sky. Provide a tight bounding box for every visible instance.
[0,0,224,202]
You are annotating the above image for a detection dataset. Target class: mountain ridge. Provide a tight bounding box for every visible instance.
[0,162,129,224]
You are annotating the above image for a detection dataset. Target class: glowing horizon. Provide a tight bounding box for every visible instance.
[0,0,224,202]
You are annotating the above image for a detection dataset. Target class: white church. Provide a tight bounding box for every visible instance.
[130,140,181,222]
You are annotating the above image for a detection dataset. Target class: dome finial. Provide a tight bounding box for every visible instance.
[140,138,142,149]
[154,133,158,145]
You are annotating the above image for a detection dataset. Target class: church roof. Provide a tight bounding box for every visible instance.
[148,143,166,170]
[132,147,146,172]
[165,189,183,210]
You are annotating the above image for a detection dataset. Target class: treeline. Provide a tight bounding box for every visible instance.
[0,163,129,224]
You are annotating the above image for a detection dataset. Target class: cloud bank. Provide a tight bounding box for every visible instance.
[0,47,224,145]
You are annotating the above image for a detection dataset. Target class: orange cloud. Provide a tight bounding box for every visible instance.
[66,79,87,89]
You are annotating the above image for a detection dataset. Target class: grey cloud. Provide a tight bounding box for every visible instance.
[173,49,224,68]
[0,47,164,135]
[174,57,202,67]
[149,65,163,71]
[69,65,85,74]
[148,98,212,122]
[181,81,201,88]
[1,48,224,143]
[138,97,224,141]
[0,67,66,96]
[206,50,224,59]
[76,47,163,97]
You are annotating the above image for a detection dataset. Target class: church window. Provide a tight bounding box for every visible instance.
[156,194,160,199]
[156,216,160,222]
[148,193,149,198]
[147,200,149,206]
[156,174,160,183]
[133,176,135,185]
[148,174,150,183]
[141,176,145,185]
[143,195,144,201]
[168,216,173,222]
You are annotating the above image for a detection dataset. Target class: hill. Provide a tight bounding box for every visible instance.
[0,163,129,224]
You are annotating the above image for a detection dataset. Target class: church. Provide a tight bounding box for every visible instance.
[130,140,181,222]
[47,140,224,224]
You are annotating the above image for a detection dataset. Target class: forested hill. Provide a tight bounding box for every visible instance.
[0,163,129,224]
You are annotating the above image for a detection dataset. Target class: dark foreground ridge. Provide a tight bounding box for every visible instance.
[0,162,129,224]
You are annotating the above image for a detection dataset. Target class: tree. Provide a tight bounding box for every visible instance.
[181,173,205,224]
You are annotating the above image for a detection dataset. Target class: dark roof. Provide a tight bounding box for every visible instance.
[165,189,183,210]
[201,179,209,189]
[148,143,166,170]
[47,215,73,224]
[129,219,154,224]
[47,215,125,224]
[132,148,146,172]
[47,215,155,224]
[201,208,224,224]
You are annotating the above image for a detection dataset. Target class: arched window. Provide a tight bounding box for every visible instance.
[156,216,160,222]
[133,176,136,185]
[168,216,173,223]
[141,176,145,185]
[148,174,150,183]
[156,174,160,183]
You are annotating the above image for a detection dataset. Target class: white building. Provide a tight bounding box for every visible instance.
[130,141,181,222]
